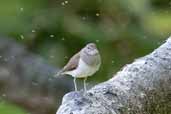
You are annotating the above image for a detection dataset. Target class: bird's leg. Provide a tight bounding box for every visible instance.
[73,77,78,91]
[83,77,87,92]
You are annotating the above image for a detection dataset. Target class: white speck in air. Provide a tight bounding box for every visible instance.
[96,13,100,17]
[11,56,15,59]
[64,1,68,4]
[82,16,86,20]
[61,37,65,41]
[48,78,52,81]
[2,94,6,97]
[50,55,55,58]
[32,30,36,33]
[50,35,55,38]
[61,2,65,6]
[20,35,24,40]
[4,58,8,62]
[96,40,99,43]
[20,8,24,12]
[143,35,147,39]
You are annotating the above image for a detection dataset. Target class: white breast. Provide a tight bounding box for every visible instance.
[64,59,100,78]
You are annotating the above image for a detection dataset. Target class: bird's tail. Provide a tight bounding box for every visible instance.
[54,70,65,78]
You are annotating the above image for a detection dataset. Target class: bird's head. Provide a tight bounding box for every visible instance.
[83,43,99,56]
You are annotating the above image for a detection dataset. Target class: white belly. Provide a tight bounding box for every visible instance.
[64,59,100,78]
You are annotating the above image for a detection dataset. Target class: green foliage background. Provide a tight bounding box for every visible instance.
[0,0,171,113]
[0,99,27,114]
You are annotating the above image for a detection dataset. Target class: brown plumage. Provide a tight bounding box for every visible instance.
[62,52,80,73]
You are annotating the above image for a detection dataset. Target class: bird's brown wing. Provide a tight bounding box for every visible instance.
[62,51,80,72]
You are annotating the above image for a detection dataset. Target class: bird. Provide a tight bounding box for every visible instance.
[55,43,101,92]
